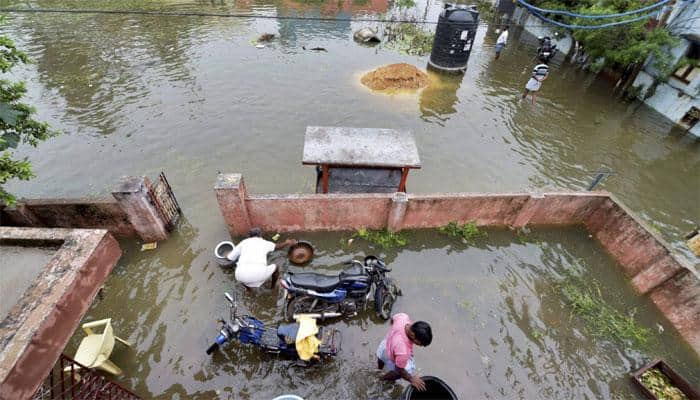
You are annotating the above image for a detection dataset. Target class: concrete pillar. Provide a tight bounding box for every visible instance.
[512,194,543,228]
[387,192,408,232]
[112,176,168,242]
[215,173,252,237]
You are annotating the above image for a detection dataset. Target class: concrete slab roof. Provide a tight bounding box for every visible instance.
[0,227,122,399]
[302,126,421,168]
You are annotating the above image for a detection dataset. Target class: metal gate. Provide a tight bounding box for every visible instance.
[148,172,181,232]
[32,354,141,400]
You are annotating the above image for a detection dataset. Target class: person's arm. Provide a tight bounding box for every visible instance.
[274,238,297,250]
[397,368,425,391]
[228,245,241,261]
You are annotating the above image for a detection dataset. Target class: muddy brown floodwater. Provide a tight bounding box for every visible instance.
[1,0,699,398]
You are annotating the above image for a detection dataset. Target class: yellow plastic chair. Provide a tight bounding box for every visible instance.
[66,318,131,375]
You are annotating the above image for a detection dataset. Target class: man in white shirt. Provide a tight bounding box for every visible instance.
[228,228,296,290]
[495,27,508,60]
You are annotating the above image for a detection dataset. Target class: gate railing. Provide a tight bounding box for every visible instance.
[147,171,181,232]
[32,354,140,400]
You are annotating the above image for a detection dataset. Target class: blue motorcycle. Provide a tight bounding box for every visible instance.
[280,256,401,321]
[206,292,342,362]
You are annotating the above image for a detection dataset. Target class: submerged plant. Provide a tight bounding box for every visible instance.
[383,23,434,57]
[439,221,486,244]
[558,273,650,347]
[355,228,407,249]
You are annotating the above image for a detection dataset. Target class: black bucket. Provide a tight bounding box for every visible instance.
[400,376,458,400]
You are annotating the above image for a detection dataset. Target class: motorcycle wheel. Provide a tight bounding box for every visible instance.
[285,296,321,322]
[374,278,401,320]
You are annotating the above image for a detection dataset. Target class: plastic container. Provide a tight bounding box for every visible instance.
[214,241,236,267]
[400,376,458,400]
[429,4,479,73]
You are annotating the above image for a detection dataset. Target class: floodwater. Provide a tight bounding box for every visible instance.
[1,0,699,398]
[66,227,700,399]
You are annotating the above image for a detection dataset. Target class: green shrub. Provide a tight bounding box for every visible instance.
[356,228,408,249]
[438,221,486,244]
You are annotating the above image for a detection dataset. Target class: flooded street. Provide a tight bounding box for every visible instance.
[1,0,699,398]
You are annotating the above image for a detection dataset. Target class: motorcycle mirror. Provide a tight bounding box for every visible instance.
[225,292,235,304]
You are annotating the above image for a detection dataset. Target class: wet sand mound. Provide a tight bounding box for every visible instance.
[361,63,429,91]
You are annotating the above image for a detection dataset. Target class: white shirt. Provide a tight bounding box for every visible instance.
[496,30,508,45]
[228,237,275,266]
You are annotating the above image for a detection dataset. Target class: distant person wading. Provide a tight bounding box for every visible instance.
[495,27,508,60]
[522,63,549,104]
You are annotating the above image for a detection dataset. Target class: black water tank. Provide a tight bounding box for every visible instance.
[429,4,479,73]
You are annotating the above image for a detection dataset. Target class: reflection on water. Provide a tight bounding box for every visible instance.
[420,69,464,124]
[71,227,700,399]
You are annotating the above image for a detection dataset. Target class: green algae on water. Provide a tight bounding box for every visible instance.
[559,272,651,347]
[355,228,408,249]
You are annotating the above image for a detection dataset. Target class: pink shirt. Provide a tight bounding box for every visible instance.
[385,313,413,369]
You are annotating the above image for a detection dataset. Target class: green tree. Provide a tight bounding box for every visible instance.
[534,0,678,73]
[1,30,55,205]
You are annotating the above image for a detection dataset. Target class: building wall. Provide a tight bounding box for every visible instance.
[632,0,700,136]
[634,70,700,130]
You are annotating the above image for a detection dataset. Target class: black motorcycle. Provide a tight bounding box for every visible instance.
[280,256,401,321]
[206,292,342,363]
[537,36,557,63]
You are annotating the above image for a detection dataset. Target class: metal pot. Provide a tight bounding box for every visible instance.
[214,241,236,267]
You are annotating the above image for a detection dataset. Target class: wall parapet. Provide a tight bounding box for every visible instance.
[1,174,180,242]
[214,173,700,356]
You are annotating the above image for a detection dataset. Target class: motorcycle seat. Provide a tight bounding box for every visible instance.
[290,273,340,293]
[340,263,366,280]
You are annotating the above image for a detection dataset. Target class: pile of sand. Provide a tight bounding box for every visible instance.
[361,63,429,91]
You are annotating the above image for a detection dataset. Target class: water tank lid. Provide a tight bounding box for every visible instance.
[442,7,479,22]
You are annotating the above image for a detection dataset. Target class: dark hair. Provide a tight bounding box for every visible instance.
[411,321,432,346]
[248,227,262,238]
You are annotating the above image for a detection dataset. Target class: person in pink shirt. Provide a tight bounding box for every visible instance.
[376,313,432,391]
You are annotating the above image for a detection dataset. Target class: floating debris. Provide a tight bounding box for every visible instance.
[257,33,275,42]
[360,63,429,91]
[141,242,157,251]
[353,27,380,44]
[255,44,265,49]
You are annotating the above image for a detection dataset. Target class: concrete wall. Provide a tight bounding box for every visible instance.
[633,70,700,137]
[0,227,122,399]
[1,199,136,237]
[584,196,700,352]
[1,175,178,242]
[215,173,700,356]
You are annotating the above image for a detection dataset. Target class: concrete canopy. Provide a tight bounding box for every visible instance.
[0,227,122,399]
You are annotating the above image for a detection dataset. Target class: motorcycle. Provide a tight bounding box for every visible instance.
[537,36,557,63]
[280,255,401,322]
[205,292,342,363]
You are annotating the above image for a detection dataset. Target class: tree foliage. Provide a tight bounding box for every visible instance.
[0,28,55,205]
[533,0,678,72]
